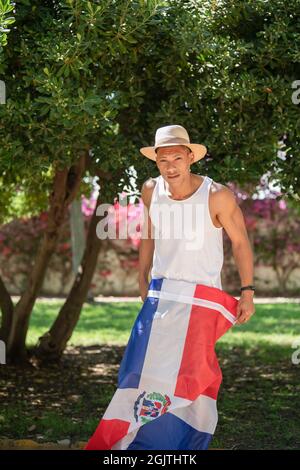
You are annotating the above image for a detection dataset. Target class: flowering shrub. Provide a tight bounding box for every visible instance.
[106,192,143,249]
[0,187,299,294]
[0,193,142,291]
[224,184,300,292]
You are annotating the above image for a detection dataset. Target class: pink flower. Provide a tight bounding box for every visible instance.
[58,242,70,252]
[2,246,12,256]
[99,270,112,278]
[81,195,97,217]
[278,200,287,211]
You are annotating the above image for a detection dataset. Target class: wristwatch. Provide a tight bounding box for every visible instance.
[240,285,255,292]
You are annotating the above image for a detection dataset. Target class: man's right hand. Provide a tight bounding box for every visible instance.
[139,280,149,302]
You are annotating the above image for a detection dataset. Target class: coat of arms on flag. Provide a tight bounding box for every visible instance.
[85,277,238,450]
[134,391,171,424]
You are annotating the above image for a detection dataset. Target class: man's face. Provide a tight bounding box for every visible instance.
[155,145,194,182]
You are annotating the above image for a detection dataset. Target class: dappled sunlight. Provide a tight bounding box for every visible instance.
[1,301,299,448]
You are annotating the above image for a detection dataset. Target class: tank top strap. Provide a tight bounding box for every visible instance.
[149,176,160,215]
[203,175,213,201]
[157,174,165,197]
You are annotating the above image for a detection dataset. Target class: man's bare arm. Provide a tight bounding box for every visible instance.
[214,186,254,289]
[213,185,255,324]
[139,179,155,300]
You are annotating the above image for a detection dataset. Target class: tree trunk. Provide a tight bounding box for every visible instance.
[7,155,86,364]
[0,274,14,343]
[275,263,296,295]
[7,233,62,363]
[35,191,104,361]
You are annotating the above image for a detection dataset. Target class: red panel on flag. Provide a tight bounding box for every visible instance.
[85,418,130,450]
[201,375,223,400]
[194,284,238,317]
[175,303,229,401]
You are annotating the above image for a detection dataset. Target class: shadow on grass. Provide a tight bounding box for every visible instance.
[0,301,299,448]
[0,341,299,449]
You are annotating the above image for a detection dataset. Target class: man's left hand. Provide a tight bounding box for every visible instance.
[235,292,255,325]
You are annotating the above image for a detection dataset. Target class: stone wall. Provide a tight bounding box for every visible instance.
[2,184,300,297]
[1,236,299,297]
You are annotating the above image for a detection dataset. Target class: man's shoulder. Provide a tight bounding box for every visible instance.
[141,177,158,206]
[142,176,158,189]
[209,179,236,209]
[210,179,227,194]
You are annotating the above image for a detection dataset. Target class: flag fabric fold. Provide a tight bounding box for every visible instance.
[85,277,238,450]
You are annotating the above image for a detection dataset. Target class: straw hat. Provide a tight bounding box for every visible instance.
[140,124,207,163]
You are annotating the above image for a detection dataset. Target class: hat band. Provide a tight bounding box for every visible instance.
[155,136,189,146]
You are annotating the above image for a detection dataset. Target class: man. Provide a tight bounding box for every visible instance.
[139,124,255,325]
[85,124,255,451]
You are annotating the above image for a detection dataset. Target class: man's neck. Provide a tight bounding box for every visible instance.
[164,173,204,200]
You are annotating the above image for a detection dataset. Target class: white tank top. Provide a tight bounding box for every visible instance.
[149,174,224,289]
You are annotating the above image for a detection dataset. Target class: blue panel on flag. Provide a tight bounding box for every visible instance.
[117,278,163,389]
[126,412,212,450]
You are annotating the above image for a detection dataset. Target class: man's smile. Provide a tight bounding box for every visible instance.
[166,174,180,179]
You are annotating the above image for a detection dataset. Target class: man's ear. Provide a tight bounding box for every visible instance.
[189,151,195,165]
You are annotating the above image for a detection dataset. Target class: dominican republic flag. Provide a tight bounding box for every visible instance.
[85,277,238,450]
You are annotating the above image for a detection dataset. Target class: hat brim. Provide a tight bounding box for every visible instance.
[139,143,207,163]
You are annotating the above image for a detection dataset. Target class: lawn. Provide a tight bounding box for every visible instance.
[0,300,299,449]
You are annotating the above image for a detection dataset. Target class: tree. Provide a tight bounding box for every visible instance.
[1,0,300,362]
[36,0,300,361]
[0,0,15,49]
[138,0,300,194]
[0,0,165,362]
[201,0,300,197]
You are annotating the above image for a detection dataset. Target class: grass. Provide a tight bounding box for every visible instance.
[0,405,99,441]
[27,300,300,349]
[0,300,299,449]
[26,300,139,347]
